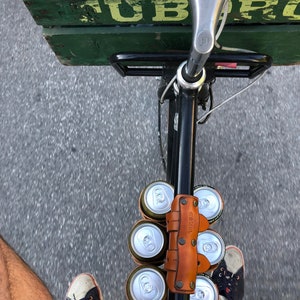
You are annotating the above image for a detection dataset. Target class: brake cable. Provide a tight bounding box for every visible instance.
[197,70,267,124]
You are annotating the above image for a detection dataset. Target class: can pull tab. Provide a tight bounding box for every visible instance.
[164,195,210,294]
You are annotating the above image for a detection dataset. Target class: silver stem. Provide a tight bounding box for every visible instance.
[186,0,226,78]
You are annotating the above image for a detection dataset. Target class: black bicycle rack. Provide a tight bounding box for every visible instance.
[110,52,272,79]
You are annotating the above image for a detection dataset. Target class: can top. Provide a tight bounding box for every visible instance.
[144,181,174,215]
[130,222,165,258]
[193,186,223,220]
[190,276,218,300]
[197,231,225,265]
[129,267,166,300]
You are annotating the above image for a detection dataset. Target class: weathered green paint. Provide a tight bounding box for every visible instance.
[22,0,300,65]
[43,24,300,66]
[23,0,300,26]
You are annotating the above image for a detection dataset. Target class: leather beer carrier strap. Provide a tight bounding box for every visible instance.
[164,194,210,294]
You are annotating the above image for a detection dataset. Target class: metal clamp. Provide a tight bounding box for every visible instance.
[176,61,206,90]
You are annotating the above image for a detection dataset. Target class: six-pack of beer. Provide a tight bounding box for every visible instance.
[126,181,225,300]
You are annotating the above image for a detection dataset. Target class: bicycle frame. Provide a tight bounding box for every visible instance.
[16,0,299,298]
[167,78,199,300]
[110,0,271,297]
[110,50,271,299]
[168,78,202,195]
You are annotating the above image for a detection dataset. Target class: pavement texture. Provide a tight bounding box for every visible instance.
[0,1,299,299]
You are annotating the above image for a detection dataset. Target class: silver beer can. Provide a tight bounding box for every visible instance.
[193,186,224,224]
[139,181,174,221]
[128,220,167,265]
[126,265,167,300]
[197,230,225,267]
[190,275,219,300]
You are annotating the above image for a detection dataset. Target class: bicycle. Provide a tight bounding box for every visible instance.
[109,0,271,299]
[17,0,299,299]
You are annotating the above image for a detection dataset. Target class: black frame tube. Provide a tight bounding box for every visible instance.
[174,88,198,195]
[167,87,198,300]
[166,97,176,184]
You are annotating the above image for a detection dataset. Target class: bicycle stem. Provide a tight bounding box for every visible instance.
[185,0,226,79]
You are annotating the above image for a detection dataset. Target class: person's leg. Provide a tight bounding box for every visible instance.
[0,236,52,300]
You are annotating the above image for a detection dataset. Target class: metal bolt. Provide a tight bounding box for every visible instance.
[180,198,187,205]
[191,239,197,247]
[178,238,186,245]
[175,281,183,289]
[190,281,195,289]
[193,200,198,207]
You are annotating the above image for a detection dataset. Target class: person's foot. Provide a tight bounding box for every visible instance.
[66,273,103,300]
[211,245,244,300]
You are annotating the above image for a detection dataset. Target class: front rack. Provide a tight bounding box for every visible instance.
[110,52,272,79]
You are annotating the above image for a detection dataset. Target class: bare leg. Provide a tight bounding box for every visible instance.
[0,236,52,300]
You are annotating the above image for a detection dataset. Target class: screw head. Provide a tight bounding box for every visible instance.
[190,281,195,289]
[175,281,183,289]
[178,238,186,245]
[180,198,187,205]
[193,200,198,207]
[191,239,197,247]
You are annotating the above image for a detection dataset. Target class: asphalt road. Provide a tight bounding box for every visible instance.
[1,1,299,299]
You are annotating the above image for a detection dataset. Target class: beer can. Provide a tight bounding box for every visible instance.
[128,220,167,265]
[197,230,225,268]
[193,186,224,224]
[139,181,174,221]
[190,275,219,300]
[126,265,167,300]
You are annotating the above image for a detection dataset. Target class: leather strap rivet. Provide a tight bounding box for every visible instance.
[178,238,186,245]
[190,281,195,289]
[180,198,187,205]
[191,239,197,247]
[175,281,183,289]
[193,200,198,207]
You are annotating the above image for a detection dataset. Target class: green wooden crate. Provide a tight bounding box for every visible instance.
[23,0,300,66]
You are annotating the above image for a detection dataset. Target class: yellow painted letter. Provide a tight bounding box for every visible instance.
[105,0,142,22]
[283,0,300,20]
[80,0,102,23]
[239,0,278,20]
[152,0,189,22]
